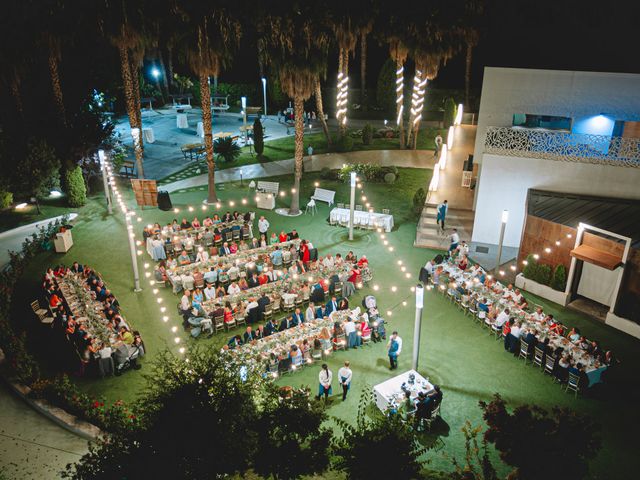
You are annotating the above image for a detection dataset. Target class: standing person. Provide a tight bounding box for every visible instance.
[436,200,448,234]
[258,216,270,239]
[317,363,333,402]
[434,133,443,158]
[449,228,460,254]
[387,331,403,370]
[338,361,353,401]
[307,144,313,158]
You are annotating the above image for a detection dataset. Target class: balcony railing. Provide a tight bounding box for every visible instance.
[484,127,640,168]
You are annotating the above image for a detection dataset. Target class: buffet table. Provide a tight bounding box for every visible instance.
[256,192,276,210]
[373,370,434,412]
[329,208,394,232]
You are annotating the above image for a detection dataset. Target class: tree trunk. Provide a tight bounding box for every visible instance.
[360,31,367,106]
[119,46,144,178]
[48,48,66,126]
[10,79,23,115]
[201,73,217,204]
[406,69,425,149]
[158,51,170,96]
[465,42,473,110]
[337,48,349,138]
[395,58,405,149]
[166,45,175,91]
[131,62,144,153]
[314,78,331,147]
[289,94,304,215]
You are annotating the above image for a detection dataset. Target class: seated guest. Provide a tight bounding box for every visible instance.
[278,230,289,243]
[257,292,270,318]
[315,303,327,319]
[245,297,259,324]
[509,321,522,353]
[290,344,303,366]
[280,315,293,331]
[250,237,260,249]
[238,278,249,291]
[215,285,226,298]
[289,229,299,239]
[254,324,265,339]
[203,267,218,285]
[238,240,249,252]
[191,217,201,229]
[305,302,316,323]
[227,282,241,295]
[494,308,509,329]
[219,242,231,256]
[326,296,339,314]
[269,232,279,245]
[229,242,238,254]
[524,328,537,351]
[501,283,514,300]
[503,318,513,350]
[532,307,545,322]
[203,283,216,300]
[223,303,235,324]
[310,282,325,304]
[195,248,209,263]
[203,217,213,228]
[264,318,279,336]
[345,251,356,263]
[178,250,191,265]
[243,326,256,343]
[120,326,134,345]
[248,272,260,288]
[290,307,304,326]
[458,255,468,271]
[70,261,83,274]
[270,247,284,268]
[567,327,581,343]
[180,218,192,230]
[258,271,269,285]
[338,298,349,311]
[344,316,359,349]
[322,254,335,269]
[227,334,243,349]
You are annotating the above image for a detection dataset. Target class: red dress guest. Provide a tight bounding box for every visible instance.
[300,241,310,263]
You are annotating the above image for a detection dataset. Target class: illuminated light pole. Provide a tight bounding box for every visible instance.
[125,212,142,292]
[98,150,112,214]
[412,283,424,371]
[261,78,267,117]
[349,172,356,241]
[241,96,248,144]
[495,210,509,274]
[396,65,404,126]
[336,72,349,129]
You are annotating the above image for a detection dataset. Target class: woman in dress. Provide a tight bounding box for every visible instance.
[238,278,249,291]
[316,364,333,402]
[191,217,201,229]
[300,240,310,265]
[279,231,288,243]
[203,216,213,227]
[260,234,268,248]
[212,214,221,224]
[269,232,279,245]
[223,302,234,324]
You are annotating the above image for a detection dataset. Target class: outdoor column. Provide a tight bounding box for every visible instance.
[98,150,112,215]
[261,78,267,117]
[349,172,356,240]
[125,212,142,292]
[412,284,425,371]
[494,209,508,273]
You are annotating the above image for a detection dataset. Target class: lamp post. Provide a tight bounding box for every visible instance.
[98,149,112,215]
[240,168,244,187]
[125,212,142,292]
[241,96,248,144]
[349,172,356,241]
[495,209,509,273]
[261,77,267,117]
[412,283,425,371]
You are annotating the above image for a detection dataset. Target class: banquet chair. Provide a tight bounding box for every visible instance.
[366,219,377,231]
[242,226,251,239]
[271,302,281,315]
[195,277,205,289]
[209,246,218,257]
[382,208,390,215]
[543,354,557,379]
[423,403,441,431]
[533,345,545,369]
[565,372,581,398]
[232,229,241,241]
[518,339,531,364]
[311,349,323,361]
[267,361,279,376]
[491,323,502,340]
[294,297,304,309]
[214,236,223,248]
[329,215,338,226]
[228,269,239,282]
[361,332,371,347]
[31,300,48,319]
[235,313,246,327]
[165,243,175,256]
[333,334,347,351]
[224,317,236,331]
[355,204,363,211]
[225,231,233,242]
[263,309,273,323]
[214,315,225,334]
[337,202,345,209]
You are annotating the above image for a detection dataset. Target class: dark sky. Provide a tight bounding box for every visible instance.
[224,0,640,92]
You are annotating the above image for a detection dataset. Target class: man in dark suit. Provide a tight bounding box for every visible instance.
[310,283,325,304]
[315,304,327,319]
[243,326,256,343]
[248,273,260,288]
[257,292,270,321]
[289,229,299,239]
[524,328,537,354]
[325,296,338,314]
[264,318,279,336]
[290,308,304,327]
[219,242,231,256]
[279,316,293,331]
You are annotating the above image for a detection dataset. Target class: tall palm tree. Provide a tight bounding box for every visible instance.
[100,0,148,178]
[462,0,484,109]
[174,0,241,204]
[359,22,373,106]
[314,77,331,147]
[259,1,330,215]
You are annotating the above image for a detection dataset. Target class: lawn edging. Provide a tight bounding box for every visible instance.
[515,273,570,306]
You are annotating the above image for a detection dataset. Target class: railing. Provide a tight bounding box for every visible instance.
[484,127,640,168]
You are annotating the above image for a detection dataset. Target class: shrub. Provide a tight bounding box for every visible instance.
[337,164,382,182]
[320,167,335,180]
[65,166,87,207]
[335,134,353,153]
[362,123,373,145]
[443,97,456,128]
[376,58,397,113]
[536,264,552,286]
[384,172,396,184]
[550,264,567,291]
[412,188,427,215]
[214,136,241,163]
[0,189,13,209]
[253,118,264,158]
[522,254,538,280]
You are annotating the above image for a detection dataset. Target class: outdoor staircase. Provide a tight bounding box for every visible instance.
[414,202,475,250]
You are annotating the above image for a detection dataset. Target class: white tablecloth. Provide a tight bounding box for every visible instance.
[330,208,394,232]
[142,127,155,143]
[196,121,204,138]
[256,192,275,210]
[373,370,434,412]
[177,113,189,129]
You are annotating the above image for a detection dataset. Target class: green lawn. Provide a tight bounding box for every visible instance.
[157,126,446,185]
[0,195,80,233]
[11,167,640,478]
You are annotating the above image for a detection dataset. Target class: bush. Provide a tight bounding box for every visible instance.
[320,167,335,180]
[522,254,537,280]
[383,172,396,184]
[376,58,397,113]
[536,264,552,286]
[338,164,382,182]
[0,189,13,209]
[551,264,567,291]
[443,97,456,129]
[214,136,241,163]
[412,188,427,215]
[65,166,87,207]
[362,124,373,145]
[335,135,354,153]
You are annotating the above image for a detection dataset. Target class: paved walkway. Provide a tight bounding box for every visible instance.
[162,149,437,192]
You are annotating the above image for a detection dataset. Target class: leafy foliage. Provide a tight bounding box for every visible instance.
[384,172,397,184]
[0,188,12,209]
[447,420,498,480]
[12,139,61,200]
[550,264,567,291]
[413,188,427,215]
[253,384,332,479]
[64,166,87,207]
[479,394,601,480]
[253,118,264,158]
[376,58,397,113]
[362,123,373,145]
[213,136,241,163]
[332,390,427,479]
[522,254,555,286]
[335,134,354,152]
[443,97,457,128]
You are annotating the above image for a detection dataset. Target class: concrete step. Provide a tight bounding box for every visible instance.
[419,217,473,230]
[422,204,475,221]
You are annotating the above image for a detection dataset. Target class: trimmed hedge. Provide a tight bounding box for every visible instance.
[0,189,13,209]
[65,166,87,207]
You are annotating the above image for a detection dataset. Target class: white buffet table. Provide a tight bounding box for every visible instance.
[142,127,155,143]
[329,207,394,232]
[177,113,189,129]
[256,192,276,210]
[53,229,74,253]
[373,370,434,412]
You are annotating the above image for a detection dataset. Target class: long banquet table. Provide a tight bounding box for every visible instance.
[329,207,394,233]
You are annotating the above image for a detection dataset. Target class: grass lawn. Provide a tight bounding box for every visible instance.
[157,126,446,185]
[0,195,82,233]
[11,167,640,478]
